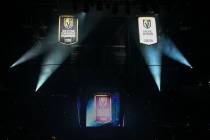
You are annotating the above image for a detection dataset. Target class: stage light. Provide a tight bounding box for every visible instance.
[35,45,72,92]
[148,65,161,91]
[160,36,192,68]
[10,24,58,68]
[137,16,161,91]
[35,65,58,92]
[140,45,162,91]
[10,41,44,68]
[11,13,83,92]
[36,13,83,91]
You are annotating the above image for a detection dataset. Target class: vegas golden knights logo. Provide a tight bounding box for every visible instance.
[143,19,151,29]
[99,97,108,108]
[64,17,73,29]
[95,95,112,123]
[58,15,78,45]
[138,17,157,45]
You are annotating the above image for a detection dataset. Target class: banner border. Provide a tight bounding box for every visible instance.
[58,15,79,45]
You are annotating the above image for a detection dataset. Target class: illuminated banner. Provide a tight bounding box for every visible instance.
[95,95,112,123]
[58,15,78,45]
[138,17,157,45]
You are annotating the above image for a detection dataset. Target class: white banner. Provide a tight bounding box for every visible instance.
[138,17,157,45]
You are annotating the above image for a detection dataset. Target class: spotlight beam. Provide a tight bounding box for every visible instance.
[35,45,72,92]
[35,65,58,92]
[10,24,59,68]
[140,45,162,91]
[10,41,45,68]
[149,65,161,91]
[160,37,192,68]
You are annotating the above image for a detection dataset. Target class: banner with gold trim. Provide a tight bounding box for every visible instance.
[58,15,78,45]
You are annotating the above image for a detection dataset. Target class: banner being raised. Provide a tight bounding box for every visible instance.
[138,17,157,45]
[95,95,112,123]
[58,15,78,45]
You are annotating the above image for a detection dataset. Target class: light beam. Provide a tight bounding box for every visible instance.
[160,36,192,68]
[140,45,162,91]
[10,25,58,68]
[35,44,72,92]
[10,41,45,68]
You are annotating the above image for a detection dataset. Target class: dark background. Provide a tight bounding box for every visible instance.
[0,0,210,140]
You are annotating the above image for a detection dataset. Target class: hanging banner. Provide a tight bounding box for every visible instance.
[58,15,78,45]
[138,17,157,45]
[95,95,112,123]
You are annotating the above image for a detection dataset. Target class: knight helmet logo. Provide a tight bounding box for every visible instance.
[64,17,73,29]
[143,19,151,29]
[99,97,108,108]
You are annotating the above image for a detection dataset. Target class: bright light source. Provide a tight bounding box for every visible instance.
[140,45,162,91]
[35,45,72,92]
[10,41,44,68]
[10,25,58,68]
[160,36,192,68]
[149,65,161,91]
[35,65,58,92]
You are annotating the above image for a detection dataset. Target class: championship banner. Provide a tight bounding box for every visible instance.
[58,15,78,45]
[138,17,157,45]
[95,95,112,123]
